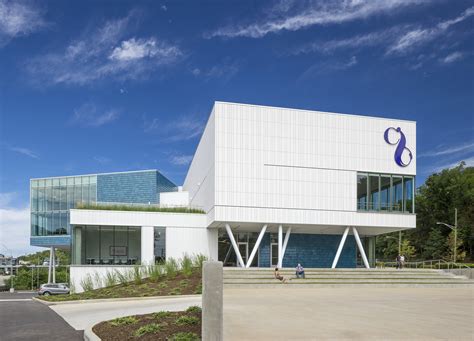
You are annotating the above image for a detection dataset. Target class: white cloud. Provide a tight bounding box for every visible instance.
[26,12,182,86]
[109,37,180,62]
[144,114,206,142]
[433,156,474,173]
[386,6,474,55]
[93,156,111,164]
[440,51,465,64]
[170,154,193,166]
[192,59,241,81]
[0,0,46,46]
[9,146,39,159]
[161,5,167,11]
[207,0,428,39]
[71,103,119,127]
[299,55,358,79]
[0,205,43,257]
[419,142,474,158]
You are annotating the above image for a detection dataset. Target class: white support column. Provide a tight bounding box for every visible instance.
[225,224,245,268]
[141,226,155,265]
[280,227,292,266]
[277,225,283,268]
[48,246,53,283]
[332,227,350,269]
[352,227,370,269]
[246,225,267,268]
[52,247,56,283]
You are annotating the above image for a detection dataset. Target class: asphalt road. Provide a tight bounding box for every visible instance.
[0,292,83,341]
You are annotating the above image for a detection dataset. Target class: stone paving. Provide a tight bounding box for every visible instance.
[224,287,474,340]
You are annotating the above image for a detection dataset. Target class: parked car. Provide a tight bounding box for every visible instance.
[38,283,70,296]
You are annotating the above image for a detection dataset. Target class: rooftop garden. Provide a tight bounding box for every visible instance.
[76,202,205,214]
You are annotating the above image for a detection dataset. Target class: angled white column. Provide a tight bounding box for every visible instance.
[332,227,350,269]
[277,225,283,268]
[225,224,245,268]
[352,227,370,269]
[280,227,292,266]
[48,246,53,283]
[246,225,267,268]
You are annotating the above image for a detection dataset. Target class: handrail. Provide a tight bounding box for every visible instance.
[376,259,473,270]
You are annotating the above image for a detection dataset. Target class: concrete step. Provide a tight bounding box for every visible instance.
[224,279,472,284]
[224,283,474,288]
[223,274,450,279]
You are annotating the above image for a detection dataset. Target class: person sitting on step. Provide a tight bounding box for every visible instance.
[295,263,305,278]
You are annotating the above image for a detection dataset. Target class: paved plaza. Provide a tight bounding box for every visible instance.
[224,287,474,340]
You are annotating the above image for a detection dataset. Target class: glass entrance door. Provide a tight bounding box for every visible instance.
[270,243,278,267]
[238,242,248,265]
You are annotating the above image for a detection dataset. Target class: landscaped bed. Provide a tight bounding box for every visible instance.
[38,256,204,302]
[93,306,202,340]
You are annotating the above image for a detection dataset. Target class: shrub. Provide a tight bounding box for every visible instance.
[181,255,193,276]
[109,316,138,327]
[93,272,103,288]
[192,254,207,271]
[152,311,172,319]
[175,315,200,326]
[80,274,94,292]
[179,279,190,288]
[158,282,168,289]
[133,265,142,284]
[115,270,129,286]
[147,264,164,281]
[104,271,117,287]
[169,332,200,341]
[186,306,202,313]
[169,288,182,295]
[134,323,164,337]
[194,284,202,294]
[165,258,179,278]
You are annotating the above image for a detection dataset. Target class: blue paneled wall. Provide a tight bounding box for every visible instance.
[258,233,356,268]
[97,170,176,204]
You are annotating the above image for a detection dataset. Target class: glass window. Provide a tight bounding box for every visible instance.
[45,186,52,211]
[53,186,60,211]
[368,175,379,210]
[38,213,44,236]
[67,184,74,209]
[380,175,391,211]
[90,183,97,203]
[128,227,141,264]
[357,174,368,210]
[38,184,45,212]
[59,185,67,210]
[154,227,166,263]
[74,183,82,206]
[115,227,129,265]
[31,186,38,212]
[392,176,403,212]
[82,176,90,185]
[60,212,68,234]
[45,213,52,235]
[53,212,60,234]
[404,176,414,213]
[82,184,90,203]
[100,227,114,265]
[31,213,37,236]
[84,227,100,264]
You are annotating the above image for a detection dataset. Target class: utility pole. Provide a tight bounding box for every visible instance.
[437,208,458,263]
[398,231,402,255]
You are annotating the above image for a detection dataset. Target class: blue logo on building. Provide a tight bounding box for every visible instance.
[384,127,413,167]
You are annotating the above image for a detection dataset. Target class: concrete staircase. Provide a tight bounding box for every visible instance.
[223,268,474,288]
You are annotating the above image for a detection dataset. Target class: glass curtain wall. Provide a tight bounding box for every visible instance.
[356,173,415,213]
[73,225,141,265]
[218,231,259,267]
[31,176,97,236]
[154,227,166,263]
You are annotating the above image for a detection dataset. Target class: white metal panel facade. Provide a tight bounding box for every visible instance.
[190,102,417,231]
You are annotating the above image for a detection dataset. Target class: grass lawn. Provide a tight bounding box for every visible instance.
[38,268,202,302]
[93,306,202,340]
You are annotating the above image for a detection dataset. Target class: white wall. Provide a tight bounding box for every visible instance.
[183,108,215,213]
[166,227,218,261]
[186,102,417,231]
[70,266,137,293]
[141,226,154,265]
[160,191,189,206]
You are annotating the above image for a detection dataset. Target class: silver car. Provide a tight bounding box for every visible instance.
[38,283,70,296]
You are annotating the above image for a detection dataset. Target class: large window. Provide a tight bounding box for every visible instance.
[357,172,415,213]
[154,227,166,263]
[30,175,98,236]
[73,225,141,265]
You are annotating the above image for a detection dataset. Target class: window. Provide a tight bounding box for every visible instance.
[368,175,379,210]
[357,172,415,213]
[154,227,166,263]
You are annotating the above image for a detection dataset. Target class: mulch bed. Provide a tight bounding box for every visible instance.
[40,271,202,302]
[93,309,201,340]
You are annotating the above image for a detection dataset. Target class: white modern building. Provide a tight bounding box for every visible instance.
[31,102,416,291]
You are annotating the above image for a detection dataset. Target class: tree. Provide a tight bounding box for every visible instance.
[400,239,416,260]
[423,228,447,260]
[446,230,467,262]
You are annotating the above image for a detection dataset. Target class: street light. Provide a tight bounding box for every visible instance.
[385,231,402,255]
[437,208,458,263]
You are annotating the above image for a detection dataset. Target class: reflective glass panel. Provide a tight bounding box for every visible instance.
[357,174,368,210]
[404,176,414,213]
[368,175,379,210]
[100,226,114,265]
[380,175,391,211]
[392,176,403,212]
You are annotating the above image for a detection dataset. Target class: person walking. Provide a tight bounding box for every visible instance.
[400,255,406,269]
[396,255,401,270]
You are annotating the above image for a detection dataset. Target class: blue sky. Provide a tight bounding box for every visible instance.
[0,0,473,255]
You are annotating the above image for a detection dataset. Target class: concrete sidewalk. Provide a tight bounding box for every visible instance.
[224,287,474,340]
[51,295,201,331]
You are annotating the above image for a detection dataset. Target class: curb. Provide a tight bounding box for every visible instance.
[34,294,202,306]
[84,327,101,341]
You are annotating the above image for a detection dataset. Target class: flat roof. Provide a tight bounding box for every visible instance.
[214,101,417,124]
[30,169,160,181]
